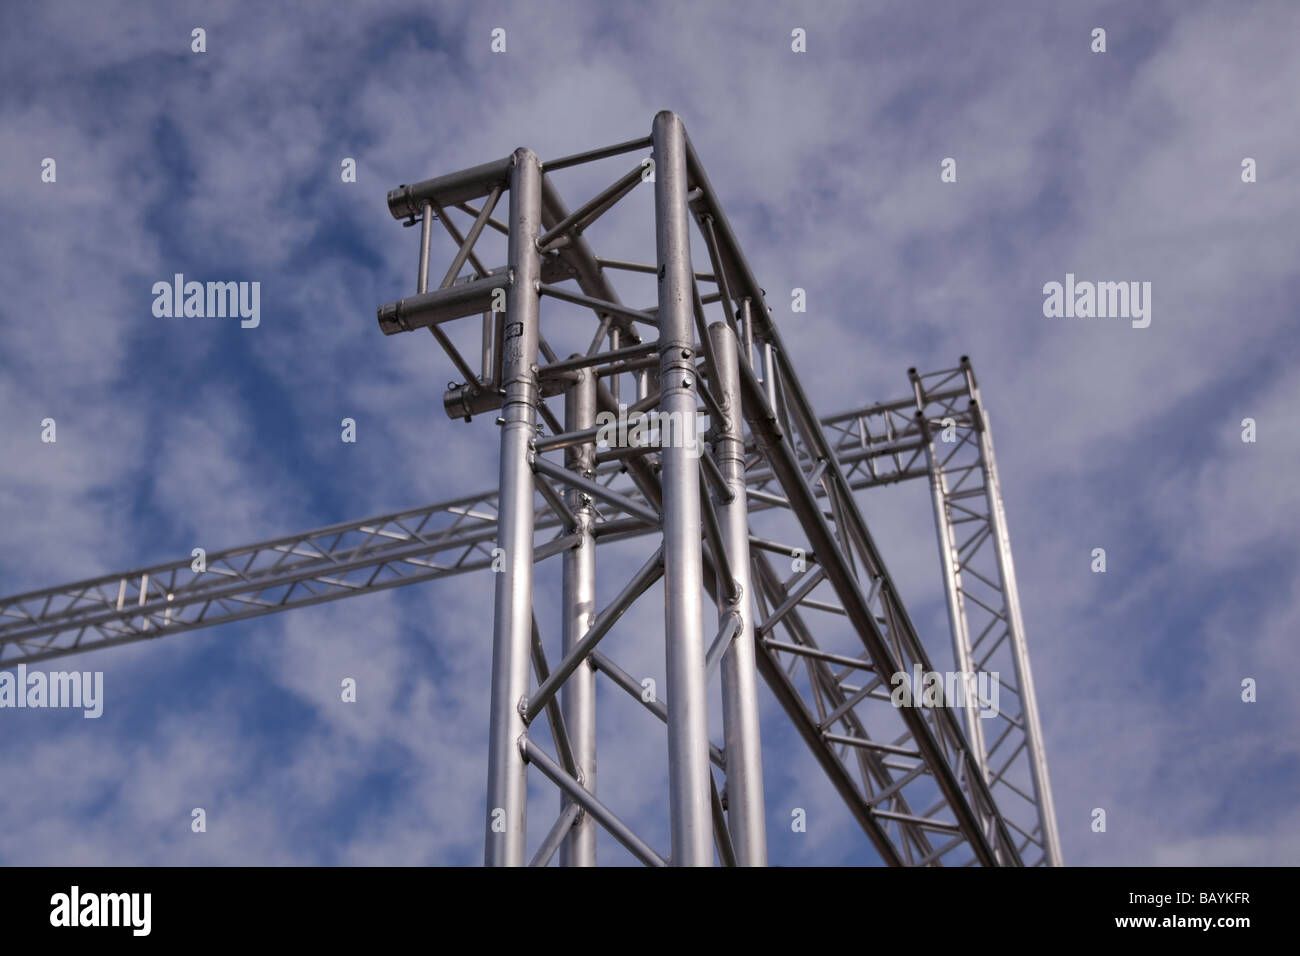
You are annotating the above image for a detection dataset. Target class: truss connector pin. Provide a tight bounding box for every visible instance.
[398,194,433,228]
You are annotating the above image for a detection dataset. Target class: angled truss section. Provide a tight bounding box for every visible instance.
[0,115,1059,868]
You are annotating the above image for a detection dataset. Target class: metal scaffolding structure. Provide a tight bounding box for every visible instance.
[0,112,1061,867]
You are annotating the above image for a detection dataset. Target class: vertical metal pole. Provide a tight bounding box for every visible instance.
[652,111,712,866]
[417,202,433,294]
[485,148,542,867]
[609,327,620,404]
[560,365,597,866]
[961,360,1063,866]
[761,342,777,411]
[708,321,767,866]
[910,371,989,784]
[739,298,754,369]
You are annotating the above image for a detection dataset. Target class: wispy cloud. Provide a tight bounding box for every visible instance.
[1,0,1295,865]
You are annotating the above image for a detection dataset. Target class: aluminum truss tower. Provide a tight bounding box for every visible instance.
[0,113,1061,867]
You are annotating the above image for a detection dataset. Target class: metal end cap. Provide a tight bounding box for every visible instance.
[377,301,405,335]
[386,185,415,220]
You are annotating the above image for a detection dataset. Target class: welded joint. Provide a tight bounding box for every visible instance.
[723,578,744,607]
[537,233,573,253]
[705,610,744,678]
[517,732,586,788]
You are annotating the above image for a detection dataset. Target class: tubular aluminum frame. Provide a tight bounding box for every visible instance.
[652,112,712,866]
[484,148,543,867]
[913,369,991,788]
[560,366,597,866]
[968,391,1062,868]
[708,321,766,866]
[0,114,1061,868]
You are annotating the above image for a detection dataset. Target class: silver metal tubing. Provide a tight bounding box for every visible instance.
[594,356,659,378]
[480,312,493,381]
[734,347,1009,866]
[708,320,767,865]
[534,425,601,455]
[455,200,510,237]
[377,270,511,336]
[538,164,645,251]
[911,400,990,786]
[747,535,812,561]
[710,777,738,867]
[417,201,433,293]
[739,298,754,368]
[525,546,664,724]
[534,475,578,530]
[529,802,583,868]
[653,111,712,866]
[529,616,578,778]
[540,176,644,347]
[484,147,543,867]
[589,651,728,769]
[698,483,738,603]
[520,737,667,867]
[759,638,874,672]
[704,610,742,679]
[595,257,715,283]
[536,384,662,453]
[688,129,1019,862]
[439,185,502,289]
[962,361,1062,866]
[697,215,737,333]
[532,455,661,526]
[698,447,733,503]
[537,284,659,329]
[13,121,1061,872]
[541,135,653,172]
[387,156,514,220]
[560,367,598,866]
[538,341,659,378]
[820,386,969,427]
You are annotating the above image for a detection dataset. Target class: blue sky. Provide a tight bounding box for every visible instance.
[0,0,1297,865]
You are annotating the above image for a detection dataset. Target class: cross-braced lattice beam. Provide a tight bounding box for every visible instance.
[0,113,1060,868]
